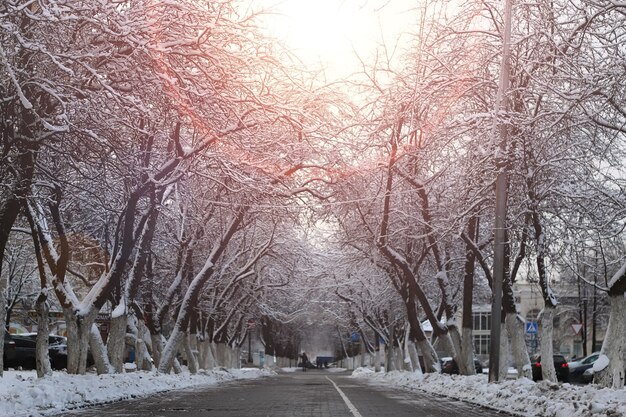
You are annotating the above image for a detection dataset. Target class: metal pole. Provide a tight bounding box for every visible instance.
[583,298,588,356]
[248,330,253,363]
[489,0,513,383]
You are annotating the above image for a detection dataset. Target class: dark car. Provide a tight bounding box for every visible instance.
[3,332,17,367]
[531,354,569,382]
[568,352,600,383]
[4,333,69,370]
[441,357,484,374]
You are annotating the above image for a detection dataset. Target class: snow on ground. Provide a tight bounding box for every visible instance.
[326,367,348,373]
[351,368,626,417]
[0,367,274,417]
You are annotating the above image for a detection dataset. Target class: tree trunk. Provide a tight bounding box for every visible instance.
[594,293,626,389]
[386,344,403,371]
[407,340,422,373]
[460,327,475,375]
[158,211,244,373]
[158,328,186,373]
[460,215,478,375]
[107,313,127,373]
[90,323,115,374]
[499,320,509,380]
[0,284,6,376]
[129,318,152,371]
[375,349,382,372]
[506,312,531,378]
[64,309,103,374]
[540,305,557,382]
[150,333,163,368]
[183,333,198,373]
[35,296,52,377]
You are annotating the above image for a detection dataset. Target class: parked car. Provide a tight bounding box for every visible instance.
[568,352,600,383]
[4,333,69,370]
[441,357,484,374]
[531,354,569,382]
[3,332,17,368]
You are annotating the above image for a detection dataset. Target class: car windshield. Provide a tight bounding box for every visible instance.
[582,354,598,364]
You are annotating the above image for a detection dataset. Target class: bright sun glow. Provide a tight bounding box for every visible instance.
[246,0,415,79]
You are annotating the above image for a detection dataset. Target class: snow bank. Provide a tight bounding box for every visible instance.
[0,367,274,417]
[351,368,626,417]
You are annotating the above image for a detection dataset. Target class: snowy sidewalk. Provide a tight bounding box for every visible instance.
[0,367,274,417]
[351,368,626,417]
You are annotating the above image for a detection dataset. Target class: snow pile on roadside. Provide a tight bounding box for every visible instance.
[0,367,274,417]
[351,368,626,417]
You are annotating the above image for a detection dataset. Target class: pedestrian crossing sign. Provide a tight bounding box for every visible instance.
[525,322,538,334]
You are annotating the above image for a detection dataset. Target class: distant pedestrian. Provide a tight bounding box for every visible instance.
[300,352,308,372]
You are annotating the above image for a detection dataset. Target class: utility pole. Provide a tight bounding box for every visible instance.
[489,0,513,383]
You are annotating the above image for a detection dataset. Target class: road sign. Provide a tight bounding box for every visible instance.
[525,321,538,334]
[572,324,583,335]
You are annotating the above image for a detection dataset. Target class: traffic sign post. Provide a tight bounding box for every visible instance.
[572,323,583,335]
[525,321,538,334]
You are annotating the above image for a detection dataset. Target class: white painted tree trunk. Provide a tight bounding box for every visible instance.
[131,319,152,371]
[197,339,207,369]
[417,339,439,373]
[157,328,185,373]
[151,333,183,373]
[35,299,52,378]
[407,340,422,373]
[215,343,228,367]
[460,327,475,375]
[182,334,198,373]
[507,313,531,379]
[447,325,466,374]
[151,334,163,368]
[63,308,80,373]
[499,321,510,380]
[595,294,626,389]
[90,324,115,374]
[0,280,7,376]
[107,314,126,373]
[540,305,557,382]
[375,347,382,372]
[386,346,403,371]
[232,347,241,368]
[385,345,397,372]
[66,309,99,374]
[207,343,217,368]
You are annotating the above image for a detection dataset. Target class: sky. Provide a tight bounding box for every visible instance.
[239,0,417,79]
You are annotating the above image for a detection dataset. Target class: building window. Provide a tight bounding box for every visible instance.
[473,312,491,331]
[474,334,490,355]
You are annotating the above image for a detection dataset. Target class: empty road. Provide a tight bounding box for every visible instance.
[63,369,513,417]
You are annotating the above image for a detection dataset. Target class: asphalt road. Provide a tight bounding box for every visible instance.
[62,369,513,417]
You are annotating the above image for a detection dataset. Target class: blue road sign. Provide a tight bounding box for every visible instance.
[525,321,538,334]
